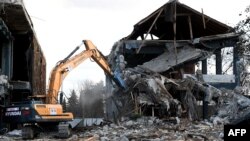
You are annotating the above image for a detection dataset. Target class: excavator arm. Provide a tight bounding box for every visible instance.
[47,40,125,104]
[47,44,95,104]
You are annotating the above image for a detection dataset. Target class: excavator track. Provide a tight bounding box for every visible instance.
[22,126,35,139]
[58,123,71,138]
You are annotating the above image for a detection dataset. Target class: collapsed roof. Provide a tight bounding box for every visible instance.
[109,0,239,75]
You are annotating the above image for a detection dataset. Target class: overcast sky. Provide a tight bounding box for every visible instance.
[23,0,249,95]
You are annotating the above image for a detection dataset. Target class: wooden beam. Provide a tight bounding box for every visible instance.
[202,8,206,29]
[136,8,163,54]
[150,34,154,40]
[173,1,177,64]
[188,16,193,40]
[152,107,155,117]
[176,13,191,16]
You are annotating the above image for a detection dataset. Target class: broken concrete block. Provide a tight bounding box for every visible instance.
[118,136,129,141]
[100,136,109,141]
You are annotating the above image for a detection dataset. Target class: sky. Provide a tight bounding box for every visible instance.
[22,0,249,95]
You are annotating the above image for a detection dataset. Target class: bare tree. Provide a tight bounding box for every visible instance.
[234,5,250,92]
[234,5,250,55]
[79,80,105,118]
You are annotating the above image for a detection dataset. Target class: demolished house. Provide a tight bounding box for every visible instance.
[105,0,248,126]
[0,0,46,127]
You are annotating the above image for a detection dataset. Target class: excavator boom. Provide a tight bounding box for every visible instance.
[47,40,125,104]
[47,48,94,104]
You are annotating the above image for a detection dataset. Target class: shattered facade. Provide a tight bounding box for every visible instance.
[105,0,242,123]
[0,0,46,127]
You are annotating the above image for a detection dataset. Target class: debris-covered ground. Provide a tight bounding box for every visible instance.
[1,117,224,141]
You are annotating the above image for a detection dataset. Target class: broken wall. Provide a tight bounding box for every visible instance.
[0,1,46,105]
[105,0,240,121]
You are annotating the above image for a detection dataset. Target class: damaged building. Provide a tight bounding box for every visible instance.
[105,0,242,123]
[0,0,46,127]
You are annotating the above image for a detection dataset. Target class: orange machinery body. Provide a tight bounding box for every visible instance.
[34,104,73,121]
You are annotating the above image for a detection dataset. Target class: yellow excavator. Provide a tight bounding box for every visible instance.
[3,40,125,139]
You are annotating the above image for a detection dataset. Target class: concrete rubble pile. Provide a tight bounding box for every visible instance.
[211,87,250,125]
[82,117,223,141]
[111,62,250,122]
[108,47,215,119]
